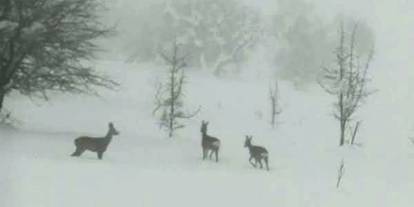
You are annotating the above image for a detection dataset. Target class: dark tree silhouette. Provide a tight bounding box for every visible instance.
[269,80,282,128]
[0,0,117,113]
[153,41,199,138]
[319,22,374,146]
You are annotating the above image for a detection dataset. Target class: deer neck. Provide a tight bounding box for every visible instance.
[104,131,113,144]
[247,143,253,152]
[202,132,208,139]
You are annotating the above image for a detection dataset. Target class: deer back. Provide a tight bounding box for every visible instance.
[75,136,111,152]
[202,134,220,149]
[249,145,268,158]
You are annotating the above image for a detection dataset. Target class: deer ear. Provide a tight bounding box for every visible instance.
[109,122,113,127]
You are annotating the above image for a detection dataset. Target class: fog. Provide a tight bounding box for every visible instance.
[103,0,414,94]
[101,0,414,145]
[103,0,414,73]
[2,1,414,206]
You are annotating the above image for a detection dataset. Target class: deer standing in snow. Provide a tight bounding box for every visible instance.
[244,135,269,170]
[200,121,220,162]
[71,122,119,160]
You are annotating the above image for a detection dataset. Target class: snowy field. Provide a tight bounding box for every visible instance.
[1,59,414,207]
[1,0,414,206]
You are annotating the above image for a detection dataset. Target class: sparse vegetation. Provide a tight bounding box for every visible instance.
[319,22,374,146]
[153,41,199,138]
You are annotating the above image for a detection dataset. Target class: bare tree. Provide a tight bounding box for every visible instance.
[153,41,199,138]
[350,121,361,145]
[269,80,282,128]
[319,22,374,146]
[0,0,117,114]
[336,159,345,189]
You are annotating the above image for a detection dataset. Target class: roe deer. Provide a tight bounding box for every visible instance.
[201,121,220,162]
[244,135,269,170]
[71,122,119,160]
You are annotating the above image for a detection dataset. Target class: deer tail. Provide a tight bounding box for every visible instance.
[213,140,220,150]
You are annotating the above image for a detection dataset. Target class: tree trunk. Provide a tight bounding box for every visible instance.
[271,97,276,128]
[0,89,5,114]
[339,91,345,146]
[340,120,346,146]
[169,61,176,138]
[351,121,360,145]
[169,73,175,138]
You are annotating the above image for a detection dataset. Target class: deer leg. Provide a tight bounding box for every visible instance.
[202,148,207,160]
[249,156,256,167]
[209,150,214,159]
[264,157,269,171]
[215,149,219,162]
[97,151,103,160]
[71,147,85,157]
[71,147,80,156]
[255,159,259,168]
[258,158,263,169]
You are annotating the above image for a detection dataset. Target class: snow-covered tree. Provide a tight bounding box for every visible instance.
[272,0,332,85]
[0,0,117,113]
[129,0,261,76]
[319,22,374,146]
[153,41,199,138]
[336,159,345,188]
[269,80,282,128]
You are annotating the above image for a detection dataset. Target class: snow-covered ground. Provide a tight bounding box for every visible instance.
[1,59,413,207]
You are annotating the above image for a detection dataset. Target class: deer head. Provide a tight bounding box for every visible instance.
[244,135,253,148]
[108,122,120,136]
[201,120,209,135]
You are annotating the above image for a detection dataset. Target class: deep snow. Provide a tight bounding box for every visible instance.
[1,60,413,207]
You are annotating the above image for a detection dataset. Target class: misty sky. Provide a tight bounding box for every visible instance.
[105,0,414,71]
[104,0,414,132]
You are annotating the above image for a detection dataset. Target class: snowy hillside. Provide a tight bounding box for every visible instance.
[1,61,413,207]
